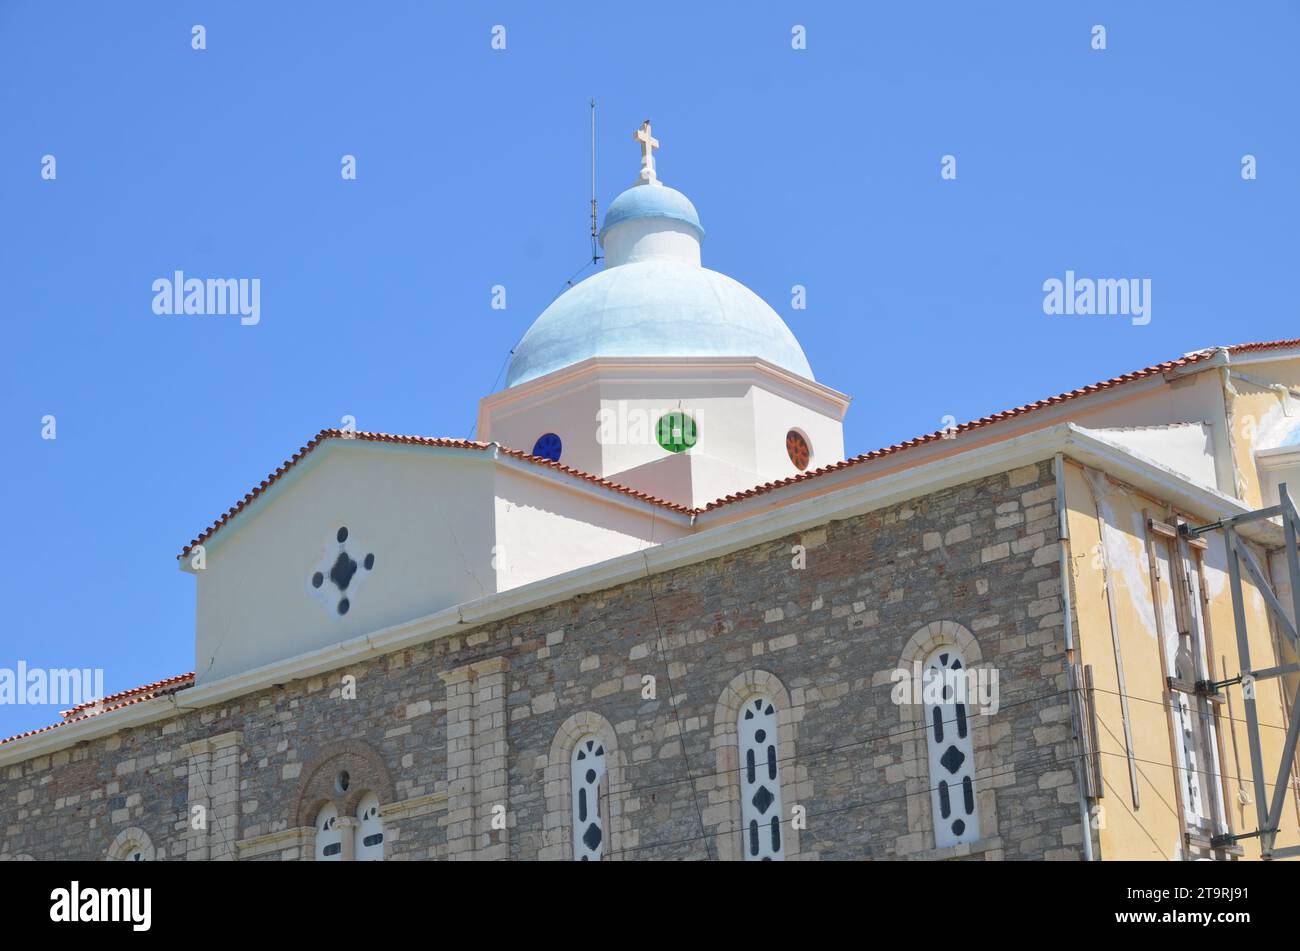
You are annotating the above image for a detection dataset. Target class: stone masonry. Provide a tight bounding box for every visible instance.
[0,460,1083,861]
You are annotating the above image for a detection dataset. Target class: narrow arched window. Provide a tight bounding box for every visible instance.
[739,697,785,861]
[571,737,607,860]
[354,792,385,861]
[113,839,147,861]
[315,803,342,861]
[107,827,154,861]
[924,646,980,847]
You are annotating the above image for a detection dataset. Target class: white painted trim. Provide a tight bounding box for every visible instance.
[479,355,851,422]
[1227,346,1300,369]
[235,826,314,859]
[378,791,448,822]
[1168,345,1300,376]
[2,423,1278,767]
[1165,349,1229,379]
[1256,445,1300,467]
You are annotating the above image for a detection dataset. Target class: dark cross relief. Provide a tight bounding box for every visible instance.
[925,648,980,847]
[309,526,376,616]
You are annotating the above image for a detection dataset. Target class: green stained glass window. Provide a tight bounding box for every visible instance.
[656,412,698,453]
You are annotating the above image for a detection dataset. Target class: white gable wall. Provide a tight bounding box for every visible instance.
[1081,423,1218,490]
[192,442,693,684]
[194,444,496,683]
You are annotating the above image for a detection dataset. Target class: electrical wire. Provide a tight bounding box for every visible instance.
[594,683,1073,800]
[640,550,715,860]
[603,745,1076,859]
[464,257,600,440]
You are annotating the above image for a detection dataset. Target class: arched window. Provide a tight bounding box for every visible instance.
[544,713,627,861]
[656,412,698,453]
[739,697,785,861]
[571,737,607,861]
[924,646,980,848]
[315,803,342,861]
[354,792,385,861]
[532,433,563,462]
[107,827,154,861]
[786,429,811,471]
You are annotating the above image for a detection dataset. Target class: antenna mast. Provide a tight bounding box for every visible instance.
[590,99,600,264]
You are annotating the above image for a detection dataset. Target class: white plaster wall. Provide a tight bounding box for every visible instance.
[1064,373,1229,488]
[483,380,604,477]
[598,381,757,477]
[1260,456,1300,506]
[194,444,496,683]
[491,467,688,590]
[1084,423,1217,490]
[594,379,848,502]
[603,452,696,508]
[750,386,847,479]
[603,219,701,267]
[479,364,847,507]
[609,451,770,509]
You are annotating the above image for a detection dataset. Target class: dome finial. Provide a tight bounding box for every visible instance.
[634,120,661,186]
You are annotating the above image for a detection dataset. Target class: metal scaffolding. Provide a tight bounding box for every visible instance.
[1182,484,1300,859]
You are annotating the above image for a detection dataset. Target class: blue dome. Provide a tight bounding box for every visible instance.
[599,185,704,243]
[505,259,813,387]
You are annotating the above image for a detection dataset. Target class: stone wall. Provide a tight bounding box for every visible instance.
[0,459,1082,861]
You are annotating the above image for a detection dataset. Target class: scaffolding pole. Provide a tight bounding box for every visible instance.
[1184,483,1300,858]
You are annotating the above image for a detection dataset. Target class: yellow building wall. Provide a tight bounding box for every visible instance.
[1225,380,1292,510]
[1221,364,1300,700]
[1063,460,1300,860]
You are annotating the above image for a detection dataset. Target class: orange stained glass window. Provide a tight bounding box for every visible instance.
[786,430,810,471]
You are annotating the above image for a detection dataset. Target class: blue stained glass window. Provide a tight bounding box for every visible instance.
[532,433,563,462]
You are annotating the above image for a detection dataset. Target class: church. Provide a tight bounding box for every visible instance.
[3,123,1300,862]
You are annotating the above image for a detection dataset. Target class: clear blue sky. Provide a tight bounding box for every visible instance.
[2,1,1296,738]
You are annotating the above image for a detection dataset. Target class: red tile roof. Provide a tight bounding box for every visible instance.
[178,432,692,558]
[60,672,196,719]
[494,444,694,514]
[0,673,195,746]
[179,339,1300,553]
[6,340,1298,754]
[699,339,1300,510]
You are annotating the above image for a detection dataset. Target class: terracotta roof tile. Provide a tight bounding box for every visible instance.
[696,339,1300,510]
[179,339,1300,551]
[1,673,195,747]
[60,672,196,719]
[7,341,1299,754]
[178,431,690,558]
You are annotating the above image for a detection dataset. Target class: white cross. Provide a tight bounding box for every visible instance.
[634,120,660,185]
